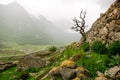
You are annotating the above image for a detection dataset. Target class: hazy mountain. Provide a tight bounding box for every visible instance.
[0,1,79,44]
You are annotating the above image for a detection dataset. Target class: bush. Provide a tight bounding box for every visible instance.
[108,54,120,67]
[80,42,90,52]
[91,41,107,54]
[17,71,29,80]
[27,68,40,73]
[49,46,57,52]
[76,53,109,77]
[108,41,120,55]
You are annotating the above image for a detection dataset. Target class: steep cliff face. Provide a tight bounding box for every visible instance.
[86,0,120,45]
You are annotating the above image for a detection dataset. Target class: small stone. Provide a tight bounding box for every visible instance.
[95,76,108,80]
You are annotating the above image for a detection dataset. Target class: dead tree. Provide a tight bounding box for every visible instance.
[71,10,87,42]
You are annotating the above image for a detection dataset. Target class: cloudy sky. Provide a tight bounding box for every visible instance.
[0,0,115,32]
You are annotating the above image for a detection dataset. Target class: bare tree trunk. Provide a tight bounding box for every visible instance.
[71,10,87,43]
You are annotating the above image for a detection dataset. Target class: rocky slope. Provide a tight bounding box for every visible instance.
[86,0,120,45]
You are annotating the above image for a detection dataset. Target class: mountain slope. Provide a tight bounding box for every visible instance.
[0,2,79,44]
[86,0,120,45]
[0,2,56,44]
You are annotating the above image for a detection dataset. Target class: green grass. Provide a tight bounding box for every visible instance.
[0,41,115,80]
[0,66,21,80]
[61,47,109,77]
[34,46,110,79]
[0,42,64,80]
[0,42,63,52]
[0,48,110,80]
[62,47,80,59]
[0,44,52,54]
[0,50,25,58]
[0,42,63,59]
[76,52,109,77]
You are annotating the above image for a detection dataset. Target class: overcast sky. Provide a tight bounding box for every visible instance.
[0,0,115,32]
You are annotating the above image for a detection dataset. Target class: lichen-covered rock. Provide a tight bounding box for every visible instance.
[49,67,60,75]
[60,67,77,80]
[60,60,77,69]
[49,60,90,80]
[77,73,88,80]
[85,0,120,45]
[72,77,80,80]
[76,66,90,77]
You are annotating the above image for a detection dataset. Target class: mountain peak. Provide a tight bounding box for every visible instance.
[8,1,19,5]
[0,0,19,6]
[5,1,23,9]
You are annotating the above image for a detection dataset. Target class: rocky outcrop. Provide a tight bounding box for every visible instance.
[49,60,90,80]
[67,42,81,49]
[105,66,120,79]
[86,0,120,45]
[0,61,16,71]
[17,54,50,71]
[95,66,120,80]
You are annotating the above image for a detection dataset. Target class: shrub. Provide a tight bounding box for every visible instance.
[76,53,109,77]
[49,46,57,52]
[80,42,90,52]
[108,41,120,55]
[17,71,29,80]
[108,54,120,67]
[91,41,107,54]
[27,68,40,73]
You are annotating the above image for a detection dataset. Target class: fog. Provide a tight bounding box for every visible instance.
[0,0,115,44]
[17,0,115,32]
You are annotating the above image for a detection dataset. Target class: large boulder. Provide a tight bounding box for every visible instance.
[105,66,120,79]
[95,66,120,80]
[49,60,90,80]
[17,54,50,71]
[60,67,77,80]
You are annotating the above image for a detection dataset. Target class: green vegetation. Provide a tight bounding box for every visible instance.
[0,42,52,52]
[76,53,109,77]
[108,41,120,55]
[0,50,25,58]
[80,42,90,52]
[108,54,120,67]
[0,66,21,80]
[48,46,57,52]
[61,45,109,77]
[0,42,61,59]
[91,41,107,54]
[0,40,120,80]
[27,68,41,73]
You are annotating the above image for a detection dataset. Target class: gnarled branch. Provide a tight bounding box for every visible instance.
[71,10,87,41]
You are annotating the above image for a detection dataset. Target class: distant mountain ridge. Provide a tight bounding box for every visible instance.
[0,1,79,44]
